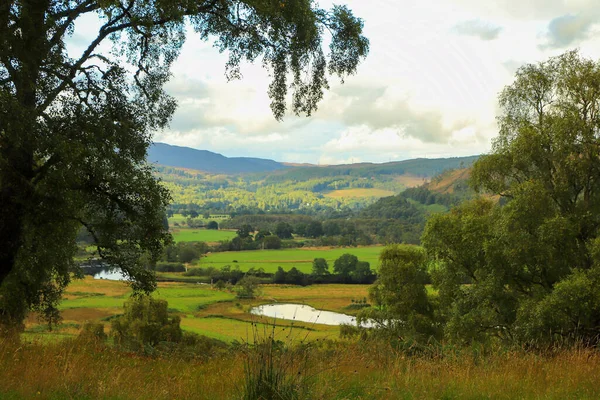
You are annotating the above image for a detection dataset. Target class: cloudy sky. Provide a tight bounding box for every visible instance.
[75,0,600,164]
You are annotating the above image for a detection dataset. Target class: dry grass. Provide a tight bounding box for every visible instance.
[324,188,396,199]
[393,174,430,188]
[2,337,599,399]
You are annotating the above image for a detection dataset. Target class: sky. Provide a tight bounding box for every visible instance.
[72,0,600,165]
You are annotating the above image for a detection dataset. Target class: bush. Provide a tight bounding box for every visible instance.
[236,276,261,299]
[155,262,186,272]
[111,296,183,351]
[78,322,107,342]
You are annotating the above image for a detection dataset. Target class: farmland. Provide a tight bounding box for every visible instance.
[24,277,369,344]
[171,228,237,243]
[198,246,384,273]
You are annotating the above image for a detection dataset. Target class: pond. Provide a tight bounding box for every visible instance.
[250,303,375,328]
[92,268,128,281]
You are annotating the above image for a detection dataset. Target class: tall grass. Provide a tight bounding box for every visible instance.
[240,319,314,400]
[2,334,600,399]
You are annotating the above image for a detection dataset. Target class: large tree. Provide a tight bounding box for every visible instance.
[0,0,368,329]
[423,51,600,345]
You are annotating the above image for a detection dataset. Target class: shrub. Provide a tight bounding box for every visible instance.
[78,322,107,342]
[111,297,183,351]
[155,262,186,272]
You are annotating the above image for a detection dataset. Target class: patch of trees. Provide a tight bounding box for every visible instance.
[160,242,208,264]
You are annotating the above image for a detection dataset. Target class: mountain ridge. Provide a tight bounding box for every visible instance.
[149,142,479,177]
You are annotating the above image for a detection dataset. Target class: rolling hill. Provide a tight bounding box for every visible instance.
[147,143,287,174]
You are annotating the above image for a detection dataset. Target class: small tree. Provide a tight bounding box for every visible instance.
[333,254,358,283]
[236,276,262,299]
[312,258,329,276]
[111,297,182,350]
[363,245,436,340]
[275,222,294,239]
[263,235,282,250]
[206,221,219,230]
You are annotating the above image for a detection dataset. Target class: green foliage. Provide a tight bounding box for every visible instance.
[275,222,294,239]
[78,322,107,343]
[361,245,436,340]
[263,235,283,250]
[311,258,329,276]
[111,297,182,351]
[206,221,219,230]
[155,262,186,273]
[422,51,600,346]
[236,276,262,299]
[333,254,358,282]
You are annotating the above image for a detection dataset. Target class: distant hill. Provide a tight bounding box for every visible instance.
[147,143,287,174]
[261,155,479,183]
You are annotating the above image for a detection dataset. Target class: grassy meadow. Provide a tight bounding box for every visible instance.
[171,228,237,243]
[198,245,384,273]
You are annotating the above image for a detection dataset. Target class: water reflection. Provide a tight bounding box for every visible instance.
[92,268,128,281]
[250,303,374,328]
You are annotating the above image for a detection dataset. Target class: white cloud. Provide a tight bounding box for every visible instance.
[453,19,503,40]
[539,13,599,49]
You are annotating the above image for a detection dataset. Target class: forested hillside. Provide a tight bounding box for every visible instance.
[153,152,478,216]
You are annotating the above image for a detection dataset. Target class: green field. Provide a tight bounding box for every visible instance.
[199,246,384,273]
[27,277,369,345]
[171,228,237,243]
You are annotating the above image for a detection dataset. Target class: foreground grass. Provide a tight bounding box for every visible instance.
[199,246,384,274]
[2,337,599,400]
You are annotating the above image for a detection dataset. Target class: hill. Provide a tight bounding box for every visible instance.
[261,156,479,183]
[147,143,286,174]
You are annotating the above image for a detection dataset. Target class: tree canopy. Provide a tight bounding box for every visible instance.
[423,51,600,345]
[0,0,368,329]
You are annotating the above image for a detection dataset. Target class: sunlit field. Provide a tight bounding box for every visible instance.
[198,246,384,273]
[25,277,370,344]
[171,228,237,243]
[323,188,396,198]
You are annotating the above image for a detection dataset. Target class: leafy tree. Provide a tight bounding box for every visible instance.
[254,230,271,242]
[263,235,282,250]
[237,224,255,239]
[274,222,294,239]
[362,245,435,339]
[424,51,600,345]
[111,297,182,350]
[236,276,261,299]
[0,0,368,329]
[304,221,324,238]
[311,258,329,276]
[333,253,358,283]
[206,221,219,230]
[350,261,374,284]
[274,266,287,284]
